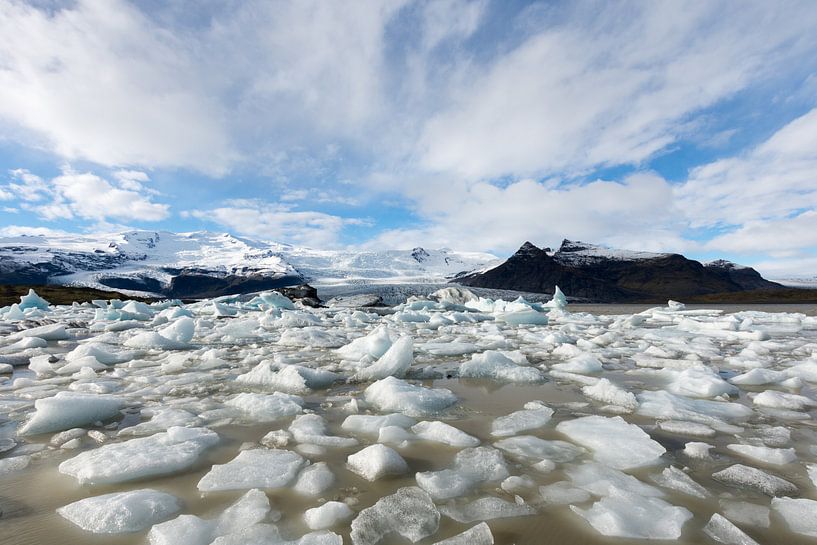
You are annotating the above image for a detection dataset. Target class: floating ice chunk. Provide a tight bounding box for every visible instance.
[545,286,568,310]
[20,392,124,436]
[124,331,189,350]
[539,481,591,505]
[279,327,346,348]
[0,455,30,475]
[236,362,339,394]
[416,469,475,500]
[650,466,709,498]
[582,379,638,410]
[347,444,408,481]
[500,475,535,494]
[118,408,202,437]
[683,441,713,459]
[726,444,797,466]
[15,323,70,341]
[57,489,181,533]
[490,402,553,437]
[657,420,716,437]
[637,390,752,431]
[571,487,692,539]
[225,392,304,422]
[60,426,219,485]
[350,487,439,545]
[355,336,414,380]
[411,421,479,447]
[551,353,603,374]
[566,463,663,497]
[289,414,358,447]
[198,448,305,491]
[158,317,195,344]
[752,390,817,411]
[56,355,109,375]
[294,462,335,496]
[149,489,270,545]
[720,500,770,528]
[337,325,395,361]
[495,309,548,325]
[729,369,788,386]
[772,497,817,537]
[364,377,457,417]
[378,425,415,446]
[494,435,582,464]
[416,446,509,500]
[459,351,543,383]
[556,415,664,470]
[703,513,760,545]
[668,367,738,398]
[440,497,534,523]
[18,288,50,310]
[454,446,510,481]
[305,501,354,530]
[431,522,493,545]
[342,413,416,436]
[149,514,215,545]
[712,464,798,496]
[65,343,131,365]
[784,360,817,382]
[212,488,276,535]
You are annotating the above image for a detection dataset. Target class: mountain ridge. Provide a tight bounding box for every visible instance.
[457,239,783,302]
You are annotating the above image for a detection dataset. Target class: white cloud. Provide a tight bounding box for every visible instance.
[188,200,364,247]
[5,168,169,222]
[366,172,688,253]
[0,0,235,175]
[416,2,817,180]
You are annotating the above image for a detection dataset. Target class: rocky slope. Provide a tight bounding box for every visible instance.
[457,240,783,302]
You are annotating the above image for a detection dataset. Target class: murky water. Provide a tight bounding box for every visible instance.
[2,303,817,544]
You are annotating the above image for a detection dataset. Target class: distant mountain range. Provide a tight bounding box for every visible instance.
[1,231,803,302]
[457,240,783,302]
[0,230,498,298]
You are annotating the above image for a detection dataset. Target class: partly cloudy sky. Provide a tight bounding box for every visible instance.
[1,0,816,277]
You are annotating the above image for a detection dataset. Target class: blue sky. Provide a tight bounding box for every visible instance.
[1,0,816,277]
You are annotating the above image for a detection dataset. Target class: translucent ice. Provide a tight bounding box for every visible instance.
[490,402,553,437]
[571,487,692,539]
[581,378,638,410]
[772,497,817,537]
[57,489,181,533]
[364,377,457,417]
[703,513,760,545]
[355,336,413,380]
[556,415,665,470]
[225,392,304,422]
[430,522,493,545]
[60,426,219,485]
[294,462,335,496]
[350,487,439,545]
[712,464,798,496]
[439,497,534,523]
[20,392,124,436]
[198,448,305,491]
[726,444,797,466]
[347,444,408,481]
[411,421,479,447]
[305,501,354,530]
[459,351,543,383]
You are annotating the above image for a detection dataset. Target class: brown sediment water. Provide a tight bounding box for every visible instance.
[3,374,817,545]
[3,303,817,545]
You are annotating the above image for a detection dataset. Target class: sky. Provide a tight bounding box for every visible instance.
[0,0,816,278]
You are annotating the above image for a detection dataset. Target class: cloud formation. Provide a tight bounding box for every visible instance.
[0,1,815,275]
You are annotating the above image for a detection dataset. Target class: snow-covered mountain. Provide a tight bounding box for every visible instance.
[0,230,500,298]
[459,239,782,302]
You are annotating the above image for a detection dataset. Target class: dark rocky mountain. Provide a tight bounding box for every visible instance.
[456,240,783,303]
